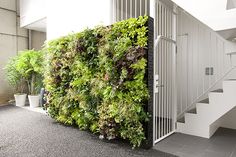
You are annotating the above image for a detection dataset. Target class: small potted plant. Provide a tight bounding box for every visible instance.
[4,56,27,106]
[16,50,43,108]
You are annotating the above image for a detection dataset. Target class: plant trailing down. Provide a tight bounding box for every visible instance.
[44,16,150,147]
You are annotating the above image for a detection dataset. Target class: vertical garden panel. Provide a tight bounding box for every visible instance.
[44,16,154,148]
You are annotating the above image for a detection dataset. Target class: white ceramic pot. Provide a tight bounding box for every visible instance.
[28,95,40,108]
[14,94,27,107]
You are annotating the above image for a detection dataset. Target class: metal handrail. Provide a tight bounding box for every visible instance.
[155,35,176,48]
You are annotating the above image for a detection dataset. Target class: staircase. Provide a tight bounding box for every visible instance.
[177,79,236,138]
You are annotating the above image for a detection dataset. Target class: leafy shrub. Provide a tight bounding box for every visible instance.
[44,16,150,148]
[4,56,26,94]
[16,50,44,95]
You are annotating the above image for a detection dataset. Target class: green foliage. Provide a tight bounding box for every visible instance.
[4,56,26,93]
[16,50,44,95]
[44,16,150,148]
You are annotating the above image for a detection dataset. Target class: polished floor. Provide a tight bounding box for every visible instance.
[154,128,236,157]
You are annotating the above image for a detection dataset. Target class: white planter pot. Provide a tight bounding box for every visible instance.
[28,95,40,108]
[14,94,27,107]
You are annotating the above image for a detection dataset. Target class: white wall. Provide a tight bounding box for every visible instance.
[19,0,46,27]
[176,8,236,116]
[0,0,16,11]
[31,30,46,50]
[46,0,112,40]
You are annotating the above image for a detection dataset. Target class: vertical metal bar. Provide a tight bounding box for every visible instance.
[170,42,173,131]
[154,47,156,143]
[114,0,116,22]
[158,44,161,138]
[135,0,137,18]
[158,3,161,139]
[173,5,177,131]
[119,0,121,21]
[145,0,148,15]
[166,13,169,135]
[164,7,166,136]
[157,3,160,38]
[166,10,169,134]
[158,41,161,138]
[126,0,128,19]
[169,11,171,133]
[115,0,118,21]
[166,8,168,135]
[158,4,161,139]
[161,6,165,138]
[158,0,160,32]
[130,0,132,18]
[160,4,163,138]
[111,0,114,23]
[121,0,123,20]
[160,39,163,138]
[171,43,173,131]
[140,0,142,16]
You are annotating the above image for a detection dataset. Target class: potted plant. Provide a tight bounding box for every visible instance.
[16,50,43,108]
[4,56,27,106]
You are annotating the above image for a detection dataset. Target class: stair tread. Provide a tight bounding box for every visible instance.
[187,108,197,114]
[225,79,236,81]
[177,116,185,123]
[198,98,209,104]
[211,89,223,93]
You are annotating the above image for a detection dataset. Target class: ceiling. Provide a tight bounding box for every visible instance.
[172,0,236,31]
[23,18,46,32]
[217,28,236,41]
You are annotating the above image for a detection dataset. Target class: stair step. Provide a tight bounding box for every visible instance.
[225,79,236,81]
[177,116,185,123]
[177,79,236,138]
[188,108,197,114]
[198,98,209,104]
[211,89,223,93]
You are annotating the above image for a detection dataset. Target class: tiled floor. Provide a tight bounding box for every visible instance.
[154,128,236,157]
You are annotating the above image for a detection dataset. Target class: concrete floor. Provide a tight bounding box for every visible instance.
[0,105,176,157]
[154,128,236,157]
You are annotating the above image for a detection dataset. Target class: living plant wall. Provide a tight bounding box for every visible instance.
[44,16,152,148]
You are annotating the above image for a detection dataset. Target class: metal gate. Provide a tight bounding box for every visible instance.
[151,0,177,144]
[111,0,177,145]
